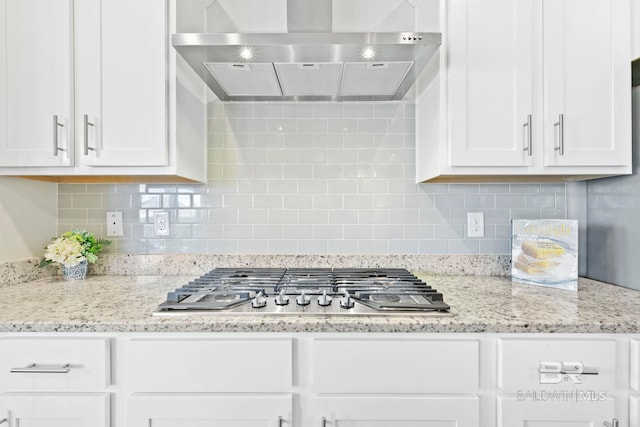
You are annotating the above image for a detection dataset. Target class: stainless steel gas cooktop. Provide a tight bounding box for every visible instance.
[154,268,452,317]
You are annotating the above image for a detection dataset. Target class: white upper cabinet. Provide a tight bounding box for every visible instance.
[417,0,632,182]
[75,0,167,167]
[0,0,73,167]
[0,0,207,182]
[542,0,630,167]
[448,0,535,167]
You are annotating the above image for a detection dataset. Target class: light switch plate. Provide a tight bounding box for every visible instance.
[106,211,124,237]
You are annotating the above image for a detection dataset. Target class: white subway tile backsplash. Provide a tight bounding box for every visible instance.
[283,224,313,239]
[313,194,343,209]
[283,194,313,209]
[313,164,344,179]
[357,240,388,254]
[239,209,269,224]
[298,239,328,254]
[253,194,283,209]
[268,209,298,224]
[327,119,358,133]
[495,194,526,209]
[299,118,328,133]
[254,224,284,239]
[284,103,313,118]
[269,240,298,254]
[299,210,328,225]
[374,224,404,239]
[344,194,373,209]
[344,103,374,118]
[56,101,566,255]
[313,224,343,239]
[329,209,358,224]
[314,103,344,118]
[357,118,388,133]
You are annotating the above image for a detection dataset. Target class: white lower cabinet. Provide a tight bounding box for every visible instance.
[127,395,292,427]
[498,395,616,426]
[307,395,479,427]
[0,393,110,427]
[0,336,111,426]
[3,332,640,426]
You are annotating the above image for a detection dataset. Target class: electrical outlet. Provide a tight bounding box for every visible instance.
[154,211,170,236]
[106,211,124,237]
[467,212,484,238]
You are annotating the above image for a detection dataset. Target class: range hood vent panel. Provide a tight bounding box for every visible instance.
[203,62,282,97]
[341,62,413,96]
[174,32,441,102]
[274,63,342,96]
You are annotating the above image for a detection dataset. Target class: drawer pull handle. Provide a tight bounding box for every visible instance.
[603,419,619,427]
[321,417,327,427]
[0,418,7,424]
[10,363,70,374]
[278,416,283,427]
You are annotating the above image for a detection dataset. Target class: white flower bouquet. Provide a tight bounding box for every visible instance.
[39,229,111,268]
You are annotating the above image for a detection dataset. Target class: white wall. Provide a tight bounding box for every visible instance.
[0,177,57,262]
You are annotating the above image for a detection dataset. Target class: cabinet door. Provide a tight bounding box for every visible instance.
[308,396,479,427]
[0,0,73,167]
[543,0,631,167]
[448,0,536,167]
[127,395,292,427]
[499,395,616,426]
[75,0,168,167]
[0,393,109,427]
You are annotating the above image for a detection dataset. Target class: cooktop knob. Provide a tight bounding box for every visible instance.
[275,289,290,305]
[339,292,354,309]
[251,291,267,309]
[296,291,311,306]
[317,290,332,307]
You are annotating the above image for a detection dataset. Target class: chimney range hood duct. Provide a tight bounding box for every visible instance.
[172,0,441,102]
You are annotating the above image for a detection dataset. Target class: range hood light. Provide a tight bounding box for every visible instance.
[239,48,253,59]
[362,47,375,59]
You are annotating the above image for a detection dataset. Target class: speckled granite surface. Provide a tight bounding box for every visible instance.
[0,274,638,333]
[89,254,512,277]
[1,254,511,286]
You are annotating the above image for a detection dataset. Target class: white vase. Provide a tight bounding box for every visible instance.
[61,260,88,281]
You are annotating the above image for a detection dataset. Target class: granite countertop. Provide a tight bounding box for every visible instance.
[0,273,638,333]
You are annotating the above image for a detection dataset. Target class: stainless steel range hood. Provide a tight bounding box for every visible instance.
[172,1,441,102]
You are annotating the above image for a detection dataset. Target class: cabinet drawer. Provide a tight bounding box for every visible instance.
[0,337,110,391]
[312,338,479,393]
[127,338,292,392]
[498,338,617,390]
[498,394,616,426]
